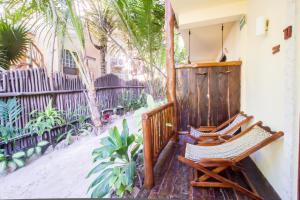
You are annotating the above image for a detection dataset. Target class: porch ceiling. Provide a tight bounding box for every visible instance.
[180,22,235,62]
[170,0,247,29]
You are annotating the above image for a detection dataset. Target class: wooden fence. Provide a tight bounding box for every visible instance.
[0,68,144,154]
[142,102,175,189]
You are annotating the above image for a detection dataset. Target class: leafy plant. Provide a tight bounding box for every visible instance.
[26,140,49,158]
[87,119,140,198]
[26,99,64,136]
[0,19,31,69]
[57,109,92,145]
[120,91,147,112]
[0,149,26,173]
[0,98,22,143]
[57,119,92,145]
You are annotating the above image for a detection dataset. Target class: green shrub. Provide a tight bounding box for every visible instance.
[0,97,22,143]
[0,140,49,174]
[87,119,140,198]
[26,140,49,157]
[120,91,147,112]
[0,19,31,69]
[26,99,64,136]
[0,149,26,173]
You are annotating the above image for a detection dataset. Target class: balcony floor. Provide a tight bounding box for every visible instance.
[137,136,280,200]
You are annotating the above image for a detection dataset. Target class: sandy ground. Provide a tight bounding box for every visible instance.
[0,114,139,199]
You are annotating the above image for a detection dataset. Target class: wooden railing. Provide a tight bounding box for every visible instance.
[142,102,176,189]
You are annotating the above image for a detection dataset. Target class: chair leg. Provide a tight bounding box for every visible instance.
[178,156,262,200]
[198,166,228,181]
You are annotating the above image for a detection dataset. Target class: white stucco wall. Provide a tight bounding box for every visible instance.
[213,1,298,198]
[241,0,298,199]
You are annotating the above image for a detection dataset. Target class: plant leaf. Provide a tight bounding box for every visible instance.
[37,140,49,147]
[26,148,35,158]
[13,158,25,168]
[35,146,42,155]
[0,161,7,173]
[12,151,26,159]
[86,161,113,178]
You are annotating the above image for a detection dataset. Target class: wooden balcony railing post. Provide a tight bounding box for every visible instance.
[142,114,154,189]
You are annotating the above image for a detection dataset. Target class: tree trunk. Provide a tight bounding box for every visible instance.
[99,46,107,76]
[86,85,102,128]
[49,0,58,91]
[165,0,177,134]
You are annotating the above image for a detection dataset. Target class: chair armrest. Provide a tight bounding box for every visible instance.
[197,126,217,132]
[219,135,233,141]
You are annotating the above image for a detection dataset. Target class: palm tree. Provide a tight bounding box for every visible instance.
[6,0,103,128]
[111,0,166,95]
[84,0,133,76]
[84,0,114,76]
[0,19,31,69]
[65,0,103,128]
[7,0,68,90]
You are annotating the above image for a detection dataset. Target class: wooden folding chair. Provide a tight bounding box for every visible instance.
[186,112,253,145]
[178,121,283,200]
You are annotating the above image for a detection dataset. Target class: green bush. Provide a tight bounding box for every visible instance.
[26,99,65,136]
[0,149,26,173]
[0,98,22,143]
[87,119,141,198]
[0,140,49,174]
[120,91,147,112]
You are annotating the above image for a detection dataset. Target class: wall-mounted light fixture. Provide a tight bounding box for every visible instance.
[256,16,269,36]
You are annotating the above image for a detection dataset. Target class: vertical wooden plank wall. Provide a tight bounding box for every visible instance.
[0,68,144,154]
[176,62,241,131]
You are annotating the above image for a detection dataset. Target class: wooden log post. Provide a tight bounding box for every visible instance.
[142,114,154,189]
[165,0,177,135]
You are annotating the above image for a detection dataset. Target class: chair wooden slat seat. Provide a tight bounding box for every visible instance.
[178,121,284,200]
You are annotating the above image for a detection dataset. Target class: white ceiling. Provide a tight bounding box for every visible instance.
[170,0,245,62]
[171,0,246,29]
[180,22,235,62]
[171,0,243,14]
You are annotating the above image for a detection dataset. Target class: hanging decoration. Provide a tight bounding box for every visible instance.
[188,29,191,64]
[219,24,227,62]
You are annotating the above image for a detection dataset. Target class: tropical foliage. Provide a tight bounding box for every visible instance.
[112,0,166,96]
[120,91,147,112]
[0,98,22,143]
[0,140,49,174]
[0,149,26,173]
[57,115,92,145]
[26,140,49,158]
[0,19,31,69]
[26,99,64,136]
[87,119,141,198]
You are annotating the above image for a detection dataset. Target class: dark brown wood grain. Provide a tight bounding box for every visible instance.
[176,64,241,131]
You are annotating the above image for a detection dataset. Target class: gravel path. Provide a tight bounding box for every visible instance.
[0,114,139,199]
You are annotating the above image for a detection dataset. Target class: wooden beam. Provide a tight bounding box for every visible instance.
[165,0,177,132]
[142,117,154,189]
[176,61,242,69]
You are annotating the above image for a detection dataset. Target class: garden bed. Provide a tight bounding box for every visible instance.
[0,114,139,199]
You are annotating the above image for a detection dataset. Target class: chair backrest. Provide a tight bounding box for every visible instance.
[216,114,247,135]
[185,122,283,162]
